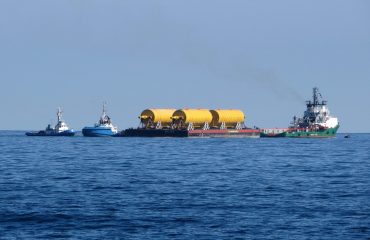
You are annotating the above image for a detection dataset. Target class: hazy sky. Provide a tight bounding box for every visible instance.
[0,0,369,132]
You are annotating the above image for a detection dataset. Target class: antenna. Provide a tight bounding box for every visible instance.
[103,101,107,114]
[57,107,62,122]
[313,87,319,105]
[312,87,327,105]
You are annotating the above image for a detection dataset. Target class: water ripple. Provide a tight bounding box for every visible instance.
[0,132,369,239]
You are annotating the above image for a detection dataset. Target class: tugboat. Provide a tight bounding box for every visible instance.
[82,103,118,137]
[26,108,75,136]
[261,87,340,138]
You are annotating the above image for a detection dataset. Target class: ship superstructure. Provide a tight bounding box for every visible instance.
[291,87,339,130]
[54,107,72,133]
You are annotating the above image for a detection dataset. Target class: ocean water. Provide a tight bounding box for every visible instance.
[0,131,369,240]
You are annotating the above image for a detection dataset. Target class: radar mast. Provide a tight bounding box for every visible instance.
[57,107,63,123]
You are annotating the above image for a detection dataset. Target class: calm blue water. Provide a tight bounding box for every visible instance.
[0,131,369,239]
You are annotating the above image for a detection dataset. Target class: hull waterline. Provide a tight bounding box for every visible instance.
[82,127,117,137]
[25,130,75,137]
[261,125,339,138]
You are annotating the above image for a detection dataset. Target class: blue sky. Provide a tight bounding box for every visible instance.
[0,0,369,132]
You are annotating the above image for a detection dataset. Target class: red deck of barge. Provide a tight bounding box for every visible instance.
[184,129,260,138]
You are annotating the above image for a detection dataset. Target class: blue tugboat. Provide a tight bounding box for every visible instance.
[26,108,75,136]
[82,103,118,137]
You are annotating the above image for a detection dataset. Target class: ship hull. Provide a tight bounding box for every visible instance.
[120,128,260,138]
[25,130,75,137]
[82,127,117,137]
[261,125,339,138]
[260,132,286,138]
[284,125,339,138]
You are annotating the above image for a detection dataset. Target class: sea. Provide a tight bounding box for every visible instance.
[0,131,369,239]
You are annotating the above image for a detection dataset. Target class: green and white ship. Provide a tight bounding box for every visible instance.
[261,87,340,138]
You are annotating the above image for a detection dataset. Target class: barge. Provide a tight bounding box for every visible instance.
[118,108,260,138]
[121,128,260,138]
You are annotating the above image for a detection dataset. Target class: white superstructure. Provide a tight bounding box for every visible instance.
[54,107,73,133]
[94,103,118,134]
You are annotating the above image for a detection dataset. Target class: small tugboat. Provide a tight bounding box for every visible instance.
[26,108,75,136]
[82,103,118,137]
[261,87,340,138]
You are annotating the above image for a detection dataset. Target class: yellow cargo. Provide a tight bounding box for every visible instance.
[140,109,176,127]
[210,109,245,127]
[172,109,213,127]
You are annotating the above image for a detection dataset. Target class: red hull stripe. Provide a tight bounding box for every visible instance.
[189,129,260,134]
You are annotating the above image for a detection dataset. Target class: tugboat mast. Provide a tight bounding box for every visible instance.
[102,102,106,115]
[57,107,63,123]
[101,102,109,119]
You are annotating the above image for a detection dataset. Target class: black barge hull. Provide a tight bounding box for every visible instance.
[119,129,260,138]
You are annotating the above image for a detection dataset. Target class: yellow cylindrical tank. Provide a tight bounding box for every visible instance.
[210,109,245,127]
[172,109,213,127]
[140,109,176,127]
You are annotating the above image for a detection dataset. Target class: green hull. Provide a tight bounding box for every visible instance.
[261,125,339,138]
[284,125,339,138]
